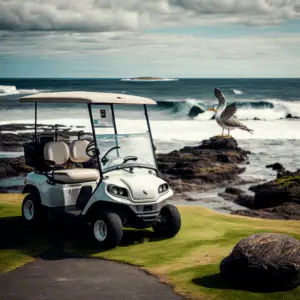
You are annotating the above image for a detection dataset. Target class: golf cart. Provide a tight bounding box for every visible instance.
[19,91,181,248]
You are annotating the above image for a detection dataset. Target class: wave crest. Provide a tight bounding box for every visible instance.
[233,89,244,95]
[192,99,300,121]
[0,85,39,97]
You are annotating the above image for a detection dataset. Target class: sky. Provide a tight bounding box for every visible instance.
[1,0,300,78]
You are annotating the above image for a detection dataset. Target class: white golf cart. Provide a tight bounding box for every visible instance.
[19,91,181,248]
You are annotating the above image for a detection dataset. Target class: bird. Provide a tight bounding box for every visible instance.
[207,88,254,137]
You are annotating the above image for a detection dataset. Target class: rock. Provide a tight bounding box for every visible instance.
[156,136,249,195]
[249,170,300,209]
[218,192,237,201]
[225,186,245,196]
[218,186,247,202]
[266,163,284,171]
[188,106,204,118]
[0,156,33,178]
[220,233,300,290]
[198,136,239,150]
[232,202,300,220]
[0,123,91,151]
[0,162,18,178]
[234,194,254,208]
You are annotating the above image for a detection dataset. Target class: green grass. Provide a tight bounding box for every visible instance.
[1,193,300,300]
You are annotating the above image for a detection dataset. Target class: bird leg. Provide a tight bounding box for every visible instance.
[226,129,232,138]
[215,128,225,137]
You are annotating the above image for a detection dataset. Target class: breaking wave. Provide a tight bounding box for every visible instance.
[154,98,300,121]
[0,85,40,97]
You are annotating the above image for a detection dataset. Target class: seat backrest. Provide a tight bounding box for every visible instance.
[44,141,70,165]
[69,139,90,163]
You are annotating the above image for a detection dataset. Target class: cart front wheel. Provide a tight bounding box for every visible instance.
[91,211,123,248]
[152,204,181,237]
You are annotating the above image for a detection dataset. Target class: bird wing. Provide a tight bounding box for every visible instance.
[220,102,237,120]
[223,116,248,129]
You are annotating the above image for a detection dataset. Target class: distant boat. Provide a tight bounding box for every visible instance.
[121,77,179,82]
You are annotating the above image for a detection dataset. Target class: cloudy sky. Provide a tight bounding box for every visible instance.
[1,0,300,78]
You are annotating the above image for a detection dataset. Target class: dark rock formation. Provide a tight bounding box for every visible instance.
[266,162,284,171]
[230,164,300,219]
[234,194,254,208]
[249,171,300,209]
[157,136,249,193]
[188,106,204,118]
[218,186,246,201]
[0,156,33,179]
[233,202,300,220]
[0,123,92,152]
[220,233,300,291]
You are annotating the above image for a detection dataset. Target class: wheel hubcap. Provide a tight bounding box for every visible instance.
[23,200,34,221]
[93,220,107,242]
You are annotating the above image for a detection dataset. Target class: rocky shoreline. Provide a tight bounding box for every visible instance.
[217,163,300,220]
[1,123,300,220]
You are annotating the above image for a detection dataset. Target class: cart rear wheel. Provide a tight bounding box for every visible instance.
[91,211,123,249]
[22,193,44,223]
[152,204,181,237]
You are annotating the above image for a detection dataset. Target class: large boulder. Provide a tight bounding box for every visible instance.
[220,233,300,291]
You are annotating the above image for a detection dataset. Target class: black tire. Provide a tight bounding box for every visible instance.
[21,192,44,224]
[91,211,123,249]
[152,204,181,237]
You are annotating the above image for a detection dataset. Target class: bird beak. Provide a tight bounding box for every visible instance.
[207,107,217,112]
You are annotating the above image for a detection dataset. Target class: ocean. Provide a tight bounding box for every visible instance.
[1,78,300,188]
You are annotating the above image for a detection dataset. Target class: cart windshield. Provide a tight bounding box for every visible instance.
[90,104,157,173]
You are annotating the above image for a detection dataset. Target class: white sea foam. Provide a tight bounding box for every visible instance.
[0,85,40,96]
[233,89,244,95]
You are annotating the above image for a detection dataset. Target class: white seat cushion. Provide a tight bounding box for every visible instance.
[44,141,69,165]
[49,168,100,183]
[69,140,90,163]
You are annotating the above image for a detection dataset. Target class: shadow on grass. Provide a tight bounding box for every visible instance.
[0,215,168,262]
[193,274,298,293]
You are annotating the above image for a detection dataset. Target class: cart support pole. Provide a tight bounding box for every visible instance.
[88,104,103,178]
[144,104,158,173]
[110,104,120,157]
[34,102,37,142]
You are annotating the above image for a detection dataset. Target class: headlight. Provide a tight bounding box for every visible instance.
[107,184,129,198]
[158,183,169,193]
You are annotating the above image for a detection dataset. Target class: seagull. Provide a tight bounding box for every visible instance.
[207,88,254,137]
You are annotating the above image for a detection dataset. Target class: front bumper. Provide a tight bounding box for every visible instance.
[126,200,167,228]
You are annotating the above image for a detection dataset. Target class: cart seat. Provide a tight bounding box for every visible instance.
[44,140,100,183]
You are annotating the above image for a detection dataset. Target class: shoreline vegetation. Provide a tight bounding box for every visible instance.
[0,195,299,299]
[1,123,300,220]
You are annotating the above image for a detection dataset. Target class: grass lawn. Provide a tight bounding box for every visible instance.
[1,193,300,300]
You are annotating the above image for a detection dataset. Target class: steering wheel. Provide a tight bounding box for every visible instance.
[86,140,99,158]
[101,146,121,165]
[123,156,138,163]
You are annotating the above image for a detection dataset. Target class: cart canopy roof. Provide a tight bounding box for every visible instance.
[19,91,157,105]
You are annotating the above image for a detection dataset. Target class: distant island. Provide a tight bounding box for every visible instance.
[130,77,164,80]
[121,77,178,82]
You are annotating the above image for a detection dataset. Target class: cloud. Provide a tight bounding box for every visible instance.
[0,0,300,32]
[1,29,299,64]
